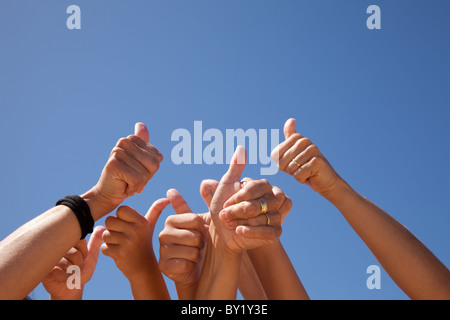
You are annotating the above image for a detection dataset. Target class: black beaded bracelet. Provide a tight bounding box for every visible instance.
[56,195,95,240]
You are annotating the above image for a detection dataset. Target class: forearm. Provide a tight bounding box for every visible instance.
[195,236,241,300]
[0,206,82,299]
[326,179,450,299]
[246,239,309,300]
[175,282,198,300]
[238,252,267,300]
[128,259,170,300]
[0,190,113,300]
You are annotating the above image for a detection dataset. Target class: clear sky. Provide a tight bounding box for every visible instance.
[0,0,449,300]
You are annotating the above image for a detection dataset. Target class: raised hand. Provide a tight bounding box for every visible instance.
[159,189,208,287]
[101,200,170,299]
[87,122,163,220]
[42,226,105,300]
[102,200,169,280]
[271,118,342,198]
[208,146,283,255]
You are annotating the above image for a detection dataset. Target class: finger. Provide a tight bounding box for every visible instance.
[45,266,70,283]
[104,214,138,234]
[166,189,193,214]
[64,247,85,270]
[235,225,282,241]
[285,144,321,175]
[86,226,105,259]
[134,122,150,143]
[272,186,292,221]
[159,227,206,248]
[83,226,106,281]
[271,186,286,206]
[220,195,279,222]
[199,179,219,208]
[73,239,88,260]
[270,133,304,165]
[278,137,313,172]
[161,259,196,279]
[145,198,170,226]
[283,118,297,140]
[128,135,164,164]
[101,243,119,259]
[116,205,146,224]
[160,243,202,264]
[109,148,144,195]
[102,229,127,245]
[223,179,273,208]
[164,213,206,231]
[116,137,160,189]
[239,177,254,188]
[292,156,323,184]
[221,145,247,184]
[224,211,281,229]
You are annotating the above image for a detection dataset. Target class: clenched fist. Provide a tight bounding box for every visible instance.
[271,118,342,198]
[84,122,163,220]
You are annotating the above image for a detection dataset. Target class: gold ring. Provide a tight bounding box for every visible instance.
[292,159,302,167]
[265,213,271,226]
[258,199,268,215]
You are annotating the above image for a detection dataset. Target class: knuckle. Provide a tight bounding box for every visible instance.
[165,215,177,226]
[300,137,312,146]
[187,247,201,262]
[291,133,303,141]
[117,137,132,149]
[306,144,319,154]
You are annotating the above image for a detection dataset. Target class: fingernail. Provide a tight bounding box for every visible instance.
[219,210,228,221]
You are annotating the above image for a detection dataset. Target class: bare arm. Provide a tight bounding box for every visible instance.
[0,123,163,299]
[272,118,450,300]
[325,179,450,299]
[246,240,309,300]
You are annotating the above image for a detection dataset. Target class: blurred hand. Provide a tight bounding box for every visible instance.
[101,199,169,281]
[271,118,342,197]
[42,226,105,300]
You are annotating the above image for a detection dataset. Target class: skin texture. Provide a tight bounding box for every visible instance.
[0,122,163,300]
[102,201,171,300]
[42,226,106,300]
[159,177,309,300]
[271,118,450,300]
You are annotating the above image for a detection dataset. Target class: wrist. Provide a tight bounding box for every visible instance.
[49,288,83,300]
[124,254,159,283]
[319,177,354,205]
[81,187,116,221]
[209,222,244,258]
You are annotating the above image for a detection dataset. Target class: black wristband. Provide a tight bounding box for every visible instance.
[56,195,95,240]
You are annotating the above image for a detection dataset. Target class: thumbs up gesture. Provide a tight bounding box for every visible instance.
[271,118,342,198]
[89,122,163,219]
[101,200,170,280]
[208,146,283,255]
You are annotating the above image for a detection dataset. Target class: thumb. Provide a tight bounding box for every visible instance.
[134,122,150,143]
[283,118,297,140]
[167,189,192,214]
[145,198,171,226]
[221,145,247,184]
[83,226,106,282]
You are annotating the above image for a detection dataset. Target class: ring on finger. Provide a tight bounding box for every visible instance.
[265,213,271,226]
[258,199,268,215]
[292,159,302,168]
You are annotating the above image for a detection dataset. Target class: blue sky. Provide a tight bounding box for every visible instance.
[0,1,449,300]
